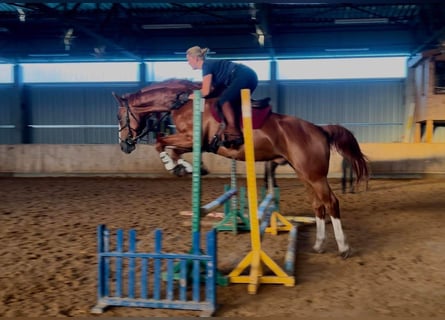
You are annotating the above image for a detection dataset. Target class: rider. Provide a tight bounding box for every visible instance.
[186,46,258,148]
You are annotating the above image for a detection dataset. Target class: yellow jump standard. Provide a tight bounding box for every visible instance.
[228,89,295,294]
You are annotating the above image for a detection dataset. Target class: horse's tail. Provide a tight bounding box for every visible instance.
[321,124,370,187]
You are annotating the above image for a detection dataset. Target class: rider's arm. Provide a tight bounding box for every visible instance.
[200,74,212,98]
[188,74,213,100]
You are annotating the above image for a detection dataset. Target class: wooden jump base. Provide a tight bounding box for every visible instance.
[91,225,217,316]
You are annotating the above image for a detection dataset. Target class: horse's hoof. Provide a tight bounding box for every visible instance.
[313,246,325,254]
[339,248,352,259]
[173,164,187,177]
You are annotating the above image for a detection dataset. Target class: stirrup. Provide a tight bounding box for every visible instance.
[208,135,221,153]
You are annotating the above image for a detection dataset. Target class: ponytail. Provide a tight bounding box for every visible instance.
[186,46,209,59]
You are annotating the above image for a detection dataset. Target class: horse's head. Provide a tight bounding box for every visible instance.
[114,92,139,154]
[114,79,201,154]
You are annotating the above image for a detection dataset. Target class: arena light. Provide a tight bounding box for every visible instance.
[141,24,192,30]
[325,48,370,52]
[335,18,389,25]
[28,53,70,57]
[17,8,26,22]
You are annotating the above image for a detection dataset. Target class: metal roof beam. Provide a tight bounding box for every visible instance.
[13,2,141,61]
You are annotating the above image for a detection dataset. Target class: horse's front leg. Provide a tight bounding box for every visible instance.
[160,148,209,176]
[155,134,193,176]
[159,148,193,177]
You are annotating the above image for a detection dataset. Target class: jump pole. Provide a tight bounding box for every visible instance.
[191,90,203,237]
[188,90,228,286]
[228,89,295,294]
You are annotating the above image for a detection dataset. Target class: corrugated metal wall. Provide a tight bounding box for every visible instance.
[0,79,406,144]
[25,84,139,144]
[0,85,20,144]
[278,79,406,142]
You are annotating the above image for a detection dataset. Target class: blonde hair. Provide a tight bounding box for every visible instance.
[186,46,209,59]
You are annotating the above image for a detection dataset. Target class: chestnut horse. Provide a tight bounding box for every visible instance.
[114,79,369,258]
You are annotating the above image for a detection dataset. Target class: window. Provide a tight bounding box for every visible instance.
[149,59,271,82]
[0,64,13,83]
[22,62,139,83]
[236,60,270,81]
[149,61,202,81]
[277,57,407,80]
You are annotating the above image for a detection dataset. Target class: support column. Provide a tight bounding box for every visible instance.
[414,122,422,143]
[14,64,31,143]
[425,119,434,143]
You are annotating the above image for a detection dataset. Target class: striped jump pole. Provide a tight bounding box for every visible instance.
[228,89,295,294]
[257,193,276,236]
[189,90,228,286]
[200,188,238,215]
[190,90,203,237]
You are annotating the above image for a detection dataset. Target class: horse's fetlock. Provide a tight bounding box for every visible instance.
[160,151,175,171]
[177,159,193,173]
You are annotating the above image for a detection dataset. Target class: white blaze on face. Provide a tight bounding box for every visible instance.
[118,120,122,143]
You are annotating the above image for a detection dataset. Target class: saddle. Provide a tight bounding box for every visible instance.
[210,97,272,130]
[251,97,271,109]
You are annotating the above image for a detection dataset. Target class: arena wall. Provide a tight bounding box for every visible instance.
[1,143,445,178]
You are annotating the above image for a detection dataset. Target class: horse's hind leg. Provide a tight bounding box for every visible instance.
[304,184,327,253]
[312,197,327,253]
[310,179,351,258]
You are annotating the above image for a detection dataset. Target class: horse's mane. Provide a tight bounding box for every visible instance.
[140,78,201,93]
[123,78,201,109]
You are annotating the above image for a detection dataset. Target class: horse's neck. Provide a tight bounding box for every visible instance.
[127,90,174,110]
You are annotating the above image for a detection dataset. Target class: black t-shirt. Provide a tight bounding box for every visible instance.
[202,59,237,88]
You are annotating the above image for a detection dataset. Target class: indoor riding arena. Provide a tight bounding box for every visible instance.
[1,2,445,318]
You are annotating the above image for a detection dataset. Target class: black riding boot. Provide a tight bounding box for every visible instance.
[221,102,244,148]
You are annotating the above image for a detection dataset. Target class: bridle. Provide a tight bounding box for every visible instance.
[118,99,143,146]
[118,92,189,145]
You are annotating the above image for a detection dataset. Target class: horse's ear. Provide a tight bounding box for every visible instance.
[112,92,124,104]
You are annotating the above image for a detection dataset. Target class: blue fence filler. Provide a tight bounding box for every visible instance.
[91,224,217,316]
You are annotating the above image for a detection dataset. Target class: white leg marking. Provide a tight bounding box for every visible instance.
[177,159,193,173]
[313,216,326,252]
[160,151,175,171]
[331,217,350,253]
